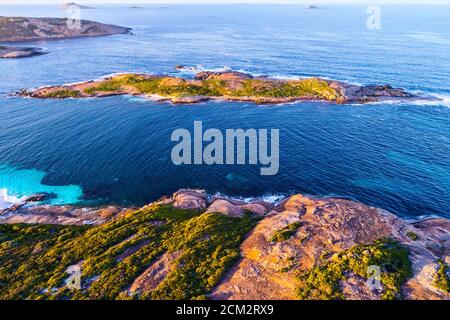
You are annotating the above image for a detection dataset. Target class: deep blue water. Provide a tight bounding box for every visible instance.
[0,4,449,218]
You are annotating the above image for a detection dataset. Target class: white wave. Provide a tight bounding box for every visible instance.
[260,194,287,204]
[406,33,450,45]
[362,93,450,108]
[123,95,151,103]
[173,65,232,75]
[209,191,286,205]
[173,66,365,86]
[0,188,22,210]
[267,74,306,80]
[429,93,450,107]
[89,72,142,82]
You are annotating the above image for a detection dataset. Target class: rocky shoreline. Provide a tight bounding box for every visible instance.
[0,189,448,300]
[16,70,432,105]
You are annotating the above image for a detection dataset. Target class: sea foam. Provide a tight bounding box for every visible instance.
[0,188,21,210]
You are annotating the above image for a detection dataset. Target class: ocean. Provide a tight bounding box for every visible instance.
[0,4,449,218]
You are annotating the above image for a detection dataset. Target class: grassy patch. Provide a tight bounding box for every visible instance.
[44,88,81,98]
[232,78,339,100]
[434,260,450,293]
[406,231,420,241]
[84,81,123,94]
[296,239,412,300]
[270,222,301,243]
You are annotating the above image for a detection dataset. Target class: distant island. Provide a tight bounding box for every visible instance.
[0,16,131,42]
[0,45,46,58]
[18,70,428,105]
[62,2,95,10]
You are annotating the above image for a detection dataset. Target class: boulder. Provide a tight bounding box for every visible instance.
[172,189,208,210]
[205,198,271,217]
[24,193,56,203]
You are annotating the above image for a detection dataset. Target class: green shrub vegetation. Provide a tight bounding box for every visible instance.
[406,231,420,241]
[234,78,339,100]
[0,205,260,300]
[434,260,450,293]
[270,222,301,243]
[83,81,123,94]
[43,74,340,101]
[45,88,81,98]
[296,239,412,300]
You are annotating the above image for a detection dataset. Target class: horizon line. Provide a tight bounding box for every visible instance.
[3,1,450,5]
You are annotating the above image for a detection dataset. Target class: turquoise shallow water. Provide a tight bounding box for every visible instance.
[0,165,82,208]
[0,4,449,218]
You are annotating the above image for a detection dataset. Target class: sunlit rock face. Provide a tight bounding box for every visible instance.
[210,194,450,300]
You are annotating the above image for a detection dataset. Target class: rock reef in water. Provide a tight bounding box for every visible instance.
[0,45,46,58]
[0,189,448,300]
[0,16,131,42]
[17,70,427,105]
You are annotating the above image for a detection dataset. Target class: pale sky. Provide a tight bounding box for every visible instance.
[2,0,450,4]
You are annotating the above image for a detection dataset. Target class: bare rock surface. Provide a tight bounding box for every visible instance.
[210,194,449,300]
[172,189,208,210]
[0,204,127,225]
[128,250,182,295]
[205,197,271,217]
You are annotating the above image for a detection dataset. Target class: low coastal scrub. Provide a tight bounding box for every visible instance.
[0,205,259,300]
[406,231,420,241]
[296,239,412,300]
[83,81,122,94]
[434,260,450,293]
[44,88,81,98]
[234,78,339,100]
[270,222,301,243]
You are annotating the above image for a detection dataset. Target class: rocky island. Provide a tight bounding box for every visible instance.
[0,16,131,42]
[0,189,448,300]
[18,70,426,104]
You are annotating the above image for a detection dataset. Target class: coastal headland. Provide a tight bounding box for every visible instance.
[0,16,131,42]
[0,189,448,300]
